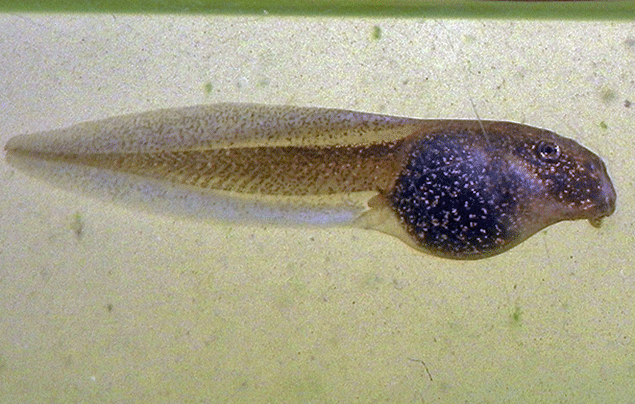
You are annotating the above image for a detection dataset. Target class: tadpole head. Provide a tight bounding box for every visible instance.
[387,121,616,260]
[510,127,616,229]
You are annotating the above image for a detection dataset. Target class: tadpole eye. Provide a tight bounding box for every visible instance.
[537,141,561,162]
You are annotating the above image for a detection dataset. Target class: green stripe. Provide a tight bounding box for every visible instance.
[0,0,634,19]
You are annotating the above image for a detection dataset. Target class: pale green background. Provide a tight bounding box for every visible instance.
[0,15,633,403]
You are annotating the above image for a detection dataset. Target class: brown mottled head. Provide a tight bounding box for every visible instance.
[387,121,616,260]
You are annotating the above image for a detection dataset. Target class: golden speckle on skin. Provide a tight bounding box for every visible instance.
[4,103,617,260]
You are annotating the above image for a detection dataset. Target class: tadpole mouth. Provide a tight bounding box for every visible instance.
[589,214,608,229]
[588,168,617,228]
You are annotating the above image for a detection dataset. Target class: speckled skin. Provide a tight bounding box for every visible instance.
[5,104,616,260]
